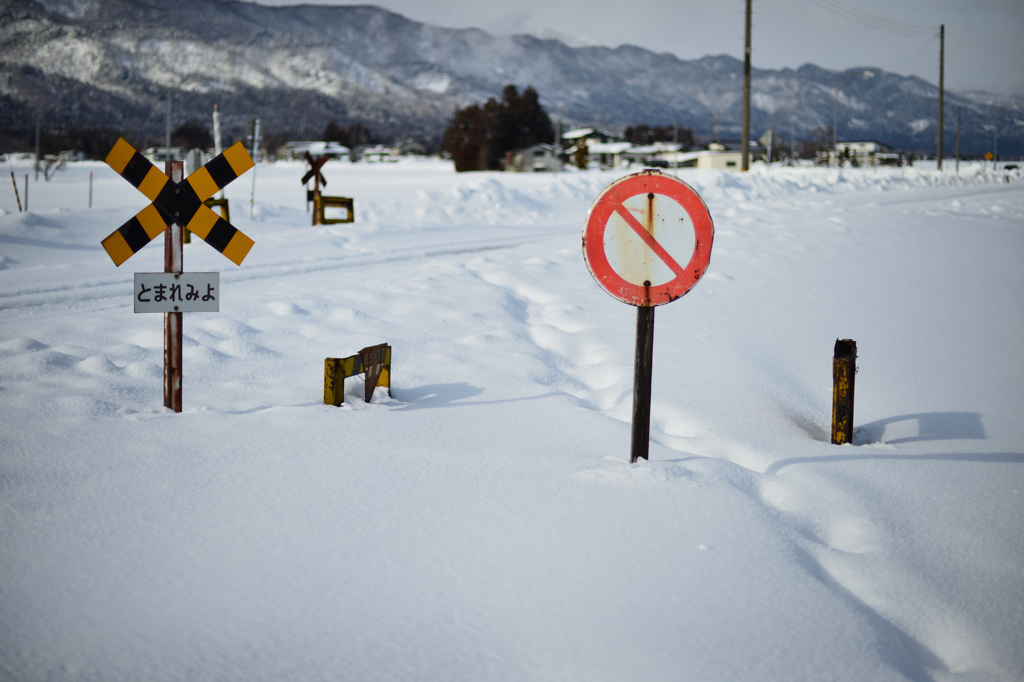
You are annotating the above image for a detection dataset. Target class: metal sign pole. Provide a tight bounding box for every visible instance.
[249,118,260,219]
[312,171,320,226]
[630,297,655,463]
[164,160,184,412]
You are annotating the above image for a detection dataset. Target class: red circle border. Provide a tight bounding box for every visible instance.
[583,171,714,307]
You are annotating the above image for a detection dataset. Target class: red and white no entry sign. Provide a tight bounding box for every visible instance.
[583,170,714,307]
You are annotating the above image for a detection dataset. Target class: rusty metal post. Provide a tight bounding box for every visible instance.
[164,160,184,413]
[831,339,857,444]
[741,0,751,171]
[9,168,21,212]
[311,173,320,226]
[630,297,655,463]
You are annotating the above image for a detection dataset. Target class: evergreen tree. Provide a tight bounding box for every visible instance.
[322,121,376,148]
[171,119,213,150]
[623,124,694,147]
[443,85,553,172]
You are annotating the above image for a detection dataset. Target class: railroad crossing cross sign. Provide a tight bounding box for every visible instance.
[101,138,256,266]
[303,152,331,226]
[583,170,714,307]
[302,152,328,187]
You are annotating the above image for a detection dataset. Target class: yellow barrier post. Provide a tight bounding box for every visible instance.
[324,344,390,405]
[315,195,355,224]
[831,339,857,444]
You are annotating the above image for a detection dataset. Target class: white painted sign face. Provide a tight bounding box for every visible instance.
[134,272,220,313]
[602,191,696,288]
[583,171,714,307]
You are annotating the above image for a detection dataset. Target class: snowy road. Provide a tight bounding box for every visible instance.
[1,159,1022,681]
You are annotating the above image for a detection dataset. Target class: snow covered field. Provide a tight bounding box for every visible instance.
[1,157,1022,681]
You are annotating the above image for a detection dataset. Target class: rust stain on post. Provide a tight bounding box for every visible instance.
[324,344,391,406]
[164,160,184,413]
[831,339,857,444]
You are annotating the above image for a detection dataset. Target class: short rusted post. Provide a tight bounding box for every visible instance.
[164,160,184,413]
[630,298,655,463]
[311,172,320,226]
[831,339,856,444]
[324,344,391,406]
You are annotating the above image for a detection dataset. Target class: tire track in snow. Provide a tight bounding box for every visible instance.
[0,235,547,316]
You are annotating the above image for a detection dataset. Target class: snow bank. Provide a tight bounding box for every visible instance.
[1,158,1022,681]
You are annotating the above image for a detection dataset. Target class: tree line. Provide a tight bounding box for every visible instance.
[0,93,845,165]
[442,85,554,172]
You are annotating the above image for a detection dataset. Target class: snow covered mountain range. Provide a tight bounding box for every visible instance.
[1,0,1020,155]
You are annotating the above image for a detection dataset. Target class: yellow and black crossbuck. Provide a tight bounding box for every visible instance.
[101,138,255,267]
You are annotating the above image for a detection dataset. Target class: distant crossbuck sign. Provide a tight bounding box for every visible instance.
[583,171,714,307]
[101,138,256,266]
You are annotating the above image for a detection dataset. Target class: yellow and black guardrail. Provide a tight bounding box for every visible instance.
[325,344,391,405]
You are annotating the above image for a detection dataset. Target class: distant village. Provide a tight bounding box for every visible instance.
[260,129,902,172]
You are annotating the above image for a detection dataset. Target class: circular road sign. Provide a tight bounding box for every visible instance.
[583,170,714,307]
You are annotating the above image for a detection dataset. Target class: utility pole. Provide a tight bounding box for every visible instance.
[790,116,795,165]
[993,112,998,169]
[741,0,752,171]
[212,104,224,199]
[249,118,261,218]
[554,119,561,176]
[937,24,945,170]
[955,105,961,173]
[672,118,678,175]
[34,114,40,181]
[165,88,172,162]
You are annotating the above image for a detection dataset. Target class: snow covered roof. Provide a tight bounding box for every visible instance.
[285,141,350,155]
[588,142,633,154]
[625,142,684,155]
[561,128,595,140]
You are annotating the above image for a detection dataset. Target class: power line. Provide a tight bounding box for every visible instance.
[890,35,939,74]
[808,0,938,37]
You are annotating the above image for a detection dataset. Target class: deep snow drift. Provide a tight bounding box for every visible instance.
[1,157,1022,681]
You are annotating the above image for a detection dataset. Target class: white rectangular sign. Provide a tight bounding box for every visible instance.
[134,272,220,313]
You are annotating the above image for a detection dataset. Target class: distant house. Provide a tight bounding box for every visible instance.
[622,141,684,168]
[505,143,561,172]
[144,146,184,162]
[558,128,637,168]
[660,150,743,171]
[58,149,87,162]
[396,138,428,156]
[358,144,398,162]
[283,141,351,161]
[588,141,633,169]
[833,140,893,165]
[836,140,891,155]
[561,128,621,145]
[709,139,767,160]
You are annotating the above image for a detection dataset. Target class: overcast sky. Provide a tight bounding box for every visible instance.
[252,0,1024,96]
